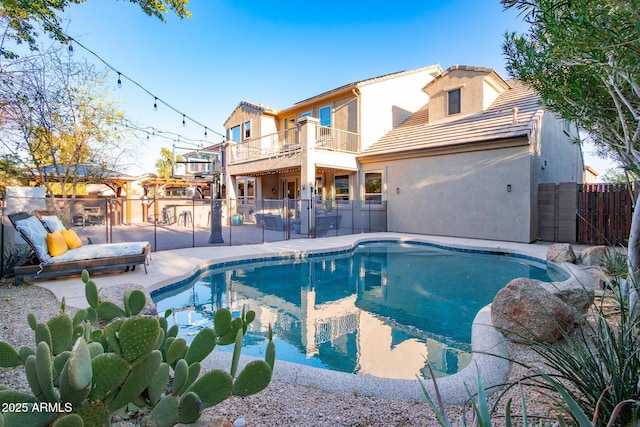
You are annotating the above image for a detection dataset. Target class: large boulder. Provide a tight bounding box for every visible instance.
[581,246,611,267]
[540,281,594,318]
[491,278,575,343]
[546,243,576,263]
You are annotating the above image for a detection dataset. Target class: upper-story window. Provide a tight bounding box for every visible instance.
[244,121,251,139]
[448,88,461,115]
[319,106,331,127]
[230,125,241,142]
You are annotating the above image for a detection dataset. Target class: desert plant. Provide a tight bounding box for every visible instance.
[603,249,629,280]
[420,363,637,427]
[505,276,640,426]
[0,270,275,426]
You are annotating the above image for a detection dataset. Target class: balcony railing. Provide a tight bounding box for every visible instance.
[231,126,360,164]
[232,128,299,162]
[316,126,360,153]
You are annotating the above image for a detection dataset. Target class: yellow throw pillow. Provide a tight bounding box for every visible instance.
[47,231,68,257]
[61,229,83,250]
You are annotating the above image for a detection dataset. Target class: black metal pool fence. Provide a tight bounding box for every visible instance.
[1,196,387,277]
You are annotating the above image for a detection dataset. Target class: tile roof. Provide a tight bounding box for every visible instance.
[359,80,542,159]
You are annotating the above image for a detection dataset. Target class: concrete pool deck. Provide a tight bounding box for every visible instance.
[27,232,595,404]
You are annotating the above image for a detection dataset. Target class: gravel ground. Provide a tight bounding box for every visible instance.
[0,281,559,427]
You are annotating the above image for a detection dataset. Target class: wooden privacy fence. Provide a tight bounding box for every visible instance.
[539,182,635,246]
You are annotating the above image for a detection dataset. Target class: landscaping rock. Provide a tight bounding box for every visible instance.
[581,245,611,267]
[540,281,594,318]
[546,243,576,263]
[491,277,575,343]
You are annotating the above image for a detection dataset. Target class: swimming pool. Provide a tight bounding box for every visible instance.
[152,241,568,380]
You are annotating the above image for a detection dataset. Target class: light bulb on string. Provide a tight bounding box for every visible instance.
[204,127,208,138]
[68,42,74,53]
[153,98,158,111]
[182,115,186,128]
[117,72,122,88]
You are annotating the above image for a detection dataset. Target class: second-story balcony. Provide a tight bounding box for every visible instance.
[230,126,360,164]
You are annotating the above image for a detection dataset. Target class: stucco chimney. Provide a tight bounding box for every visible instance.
[512,107,519,124]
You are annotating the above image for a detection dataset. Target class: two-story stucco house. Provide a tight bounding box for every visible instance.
[222,64,583,243]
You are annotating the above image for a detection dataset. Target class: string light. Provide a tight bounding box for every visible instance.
[68,42,74,53]
[182,114,186,127]
[117,72,122,88]
[204,127,208,138]
[60,36,225,138]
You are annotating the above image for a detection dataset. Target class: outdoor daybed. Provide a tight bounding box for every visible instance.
[9,212,151,285]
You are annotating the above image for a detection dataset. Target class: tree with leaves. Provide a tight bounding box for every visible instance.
[0,0,191,60]
[0,46,137,199]
[155,147,183,179]
[502,0,640,301]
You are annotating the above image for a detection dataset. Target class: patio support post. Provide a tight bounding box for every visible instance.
[299,116,318,234]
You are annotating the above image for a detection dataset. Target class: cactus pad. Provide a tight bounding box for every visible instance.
[145,394,180,427]
[186,369,233,408]
[108,350,161,411]
[171,358,189,396]
[51,413,84,427]
[35,341,57,403]
[0,389,56,427]
[147,362,170,405]
[24,355,44,401]
[27,313,37,330]
[47,314,73,356]
[166,338,187,365]
[72,309,87,327]
[58,356,90,406]
[89,353,130,401]
[83,274,99,309]
[124,289,146,316]
[184,328,216,364]
[68,338,92,391]
[87,342,104,359]
[18,346,35,365]
[97,301,125,321]
[35,322,52,350]
[117,316,160,362]
[74,401,110,427]
[232,360,272,397]
[178,391,203,424]
[0,341,21,367]
[213,308,232,335]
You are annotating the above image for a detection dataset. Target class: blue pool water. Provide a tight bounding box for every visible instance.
[152,241,568,380]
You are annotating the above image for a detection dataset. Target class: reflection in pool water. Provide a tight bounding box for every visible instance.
[152,242,568,380]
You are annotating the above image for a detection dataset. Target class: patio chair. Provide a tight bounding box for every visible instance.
[8,212,151,285]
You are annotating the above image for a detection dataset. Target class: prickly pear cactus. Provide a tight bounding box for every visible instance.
[0,269,276,426]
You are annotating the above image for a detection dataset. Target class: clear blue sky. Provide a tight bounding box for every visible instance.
[58,0,610,176]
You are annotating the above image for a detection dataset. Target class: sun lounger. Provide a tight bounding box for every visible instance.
[8,212,151,284]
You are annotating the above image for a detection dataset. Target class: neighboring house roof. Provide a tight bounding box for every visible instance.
[359,80,542,160]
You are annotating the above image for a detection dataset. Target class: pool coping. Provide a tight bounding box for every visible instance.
[31,232,594,405]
